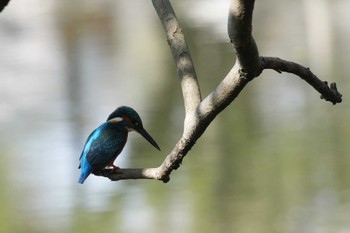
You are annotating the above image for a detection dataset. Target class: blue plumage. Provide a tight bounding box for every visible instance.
[78,106,160,184]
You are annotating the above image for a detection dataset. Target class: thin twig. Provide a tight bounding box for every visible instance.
[261,56,342,105]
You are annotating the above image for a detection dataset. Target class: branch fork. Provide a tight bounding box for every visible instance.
[99,0,342,183]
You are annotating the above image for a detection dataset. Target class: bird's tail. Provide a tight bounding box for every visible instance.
[78,158,93,184]
[78,171,90,184]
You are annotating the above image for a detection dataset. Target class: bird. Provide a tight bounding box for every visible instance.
[78,106,160,184]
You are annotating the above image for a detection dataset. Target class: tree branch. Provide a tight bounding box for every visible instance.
[261,56,342,105]
[0,0,11,13]
[97,0,342,183]
[228,0,260,75]
[152,0,201,115]
[94,168,164,181]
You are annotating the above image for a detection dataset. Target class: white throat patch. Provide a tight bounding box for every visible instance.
[126,127,135,132]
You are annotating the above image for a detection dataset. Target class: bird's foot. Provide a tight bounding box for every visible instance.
[106,165,120,173]
[93,165,120,176]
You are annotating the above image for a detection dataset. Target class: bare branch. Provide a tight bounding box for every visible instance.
[197,63,249,121]
[97,0,342,183]
[228,0,260,75]
[152,0,201,115]
[98,0,260,183]
[261,56,342,105]
[0,0,11,13]
[195,0,262,124]
[94,168,166,182]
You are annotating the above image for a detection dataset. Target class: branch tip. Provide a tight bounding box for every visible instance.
[162,176,170,183]
[261,57,343,105]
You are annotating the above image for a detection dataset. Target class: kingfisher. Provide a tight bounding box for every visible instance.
[78,106,160,184]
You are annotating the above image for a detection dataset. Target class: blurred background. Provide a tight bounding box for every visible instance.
[0,0,349,232]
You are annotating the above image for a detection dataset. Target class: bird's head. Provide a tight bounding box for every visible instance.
[107,106,160,151]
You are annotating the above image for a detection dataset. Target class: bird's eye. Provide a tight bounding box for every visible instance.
[134,122,139,127]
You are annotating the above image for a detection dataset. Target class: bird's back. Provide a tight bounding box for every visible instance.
[78,122,128,183]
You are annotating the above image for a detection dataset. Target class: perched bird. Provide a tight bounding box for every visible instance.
[78,106,160,184]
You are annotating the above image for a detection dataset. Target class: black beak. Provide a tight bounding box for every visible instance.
[136,127,161,151]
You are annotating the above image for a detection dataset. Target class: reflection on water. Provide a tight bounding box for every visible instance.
[0,0,350,233]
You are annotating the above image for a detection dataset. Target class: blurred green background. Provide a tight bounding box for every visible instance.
[0,0,349,233]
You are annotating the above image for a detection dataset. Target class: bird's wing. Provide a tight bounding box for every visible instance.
[83,123,127,170]
[79,129,96,162]
[78,123,105,169]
